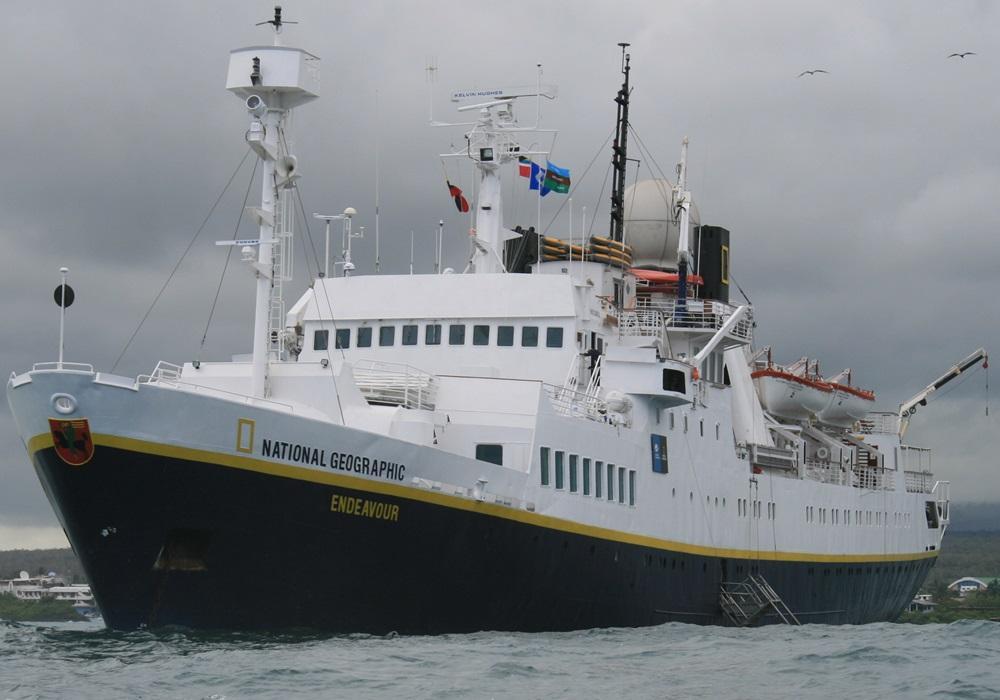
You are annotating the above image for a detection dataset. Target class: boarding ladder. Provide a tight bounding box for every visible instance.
[719,574,801,626]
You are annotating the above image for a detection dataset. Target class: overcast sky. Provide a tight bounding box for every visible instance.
[2,0,997,549]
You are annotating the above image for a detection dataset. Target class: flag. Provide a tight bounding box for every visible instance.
[543,161,570,194]
[518,156,532,178]
[447,180,469,213]
[529,161,550,196]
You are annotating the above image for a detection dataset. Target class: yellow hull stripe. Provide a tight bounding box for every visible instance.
[27,431,939,565]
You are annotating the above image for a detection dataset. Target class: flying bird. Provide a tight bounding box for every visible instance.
[948,52,976,59]
[797,69,829,77]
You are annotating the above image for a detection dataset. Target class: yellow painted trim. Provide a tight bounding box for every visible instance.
[235,418,255,454]
[26,431,939,565]
[28,432,56,454]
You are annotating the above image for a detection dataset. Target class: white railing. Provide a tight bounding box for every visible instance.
[803,460,902,492]
[353,360,438,411]
[933,480,951,524]
[635,298,753,341]
[543,383,623,426]
[804,460,849,485]
[136,360,294,411]
[853,466,893,491]
[619,309,665,339]
[31,362,95,373]
[855,412,900,435]
[149,361,182,381]
[904,470,934,494]
[899,445,931,472]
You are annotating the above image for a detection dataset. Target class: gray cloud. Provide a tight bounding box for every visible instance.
[2,0,998,541]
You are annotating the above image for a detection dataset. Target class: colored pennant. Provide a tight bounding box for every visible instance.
[447,180,470,213]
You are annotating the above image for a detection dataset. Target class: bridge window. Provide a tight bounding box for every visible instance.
[582,458,591,495]
[379,326,395,346]
[555,451,565,489]
[497,325,514,346]
[569,455,579,493]
[924,501,939,529]
[425,324,442,345]
[628,470,636,506]
[607,464,615,501]
[335,329,350,349]
[314,329,329,351]
[663,369,685,393]
[402,324,418,346]
[618,467,625,504]
[473,325,490,345]
[546,327,564,348]
[595,461,603,498]
[521,326,539,347]
[475,444,503,466]
[449,324,466,345]
[539,447,550,486]
[357,327,372,348]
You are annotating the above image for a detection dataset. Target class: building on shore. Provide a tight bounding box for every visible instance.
[908,594,937,613]
[947,577,1000,597]
[0,571,95,615]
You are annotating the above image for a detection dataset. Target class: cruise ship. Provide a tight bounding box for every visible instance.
[6,9,987,632]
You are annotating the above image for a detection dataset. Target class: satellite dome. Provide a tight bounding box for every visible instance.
[623,179,700,269]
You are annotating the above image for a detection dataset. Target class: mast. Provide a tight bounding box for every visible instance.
[227,6,319,397]
[608,43,631,243]
[675,138,692,315]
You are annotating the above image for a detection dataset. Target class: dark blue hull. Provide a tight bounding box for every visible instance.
[32,443,935,632]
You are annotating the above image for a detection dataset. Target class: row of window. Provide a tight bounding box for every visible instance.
[539,447,636,506]
[737,498,775,519]
[666,412,721,440]
[314,324,565,351]
[806,506,913,528]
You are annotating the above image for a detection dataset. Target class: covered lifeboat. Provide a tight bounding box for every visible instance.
[816,369,876,428]
[750,353,833,421]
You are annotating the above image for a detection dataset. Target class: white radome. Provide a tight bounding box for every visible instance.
[623,179,701,269]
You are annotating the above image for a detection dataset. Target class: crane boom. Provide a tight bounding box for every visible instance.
[898,348,988,436]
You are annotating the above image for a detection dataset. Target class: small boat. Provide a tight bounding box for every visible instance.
[817,369,876,428]
[751,354,832,421]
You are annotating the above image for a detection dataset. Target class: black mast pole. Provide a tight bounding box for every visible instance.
[609,43,631,243]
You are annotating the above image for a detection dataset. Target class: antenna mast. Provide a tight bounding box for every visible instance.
[228,6,318,397]
[609,43,631,243]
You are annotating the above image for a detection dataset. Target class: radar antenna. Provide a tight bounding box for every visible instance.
[608,43,631,243]
[256,6,298,35]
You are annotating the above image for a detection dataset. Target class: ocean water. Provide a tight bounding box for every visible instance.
[1,619,998,699]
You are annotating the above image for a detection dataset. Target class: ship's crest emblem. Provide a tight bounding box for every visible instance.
[48,418,94,466]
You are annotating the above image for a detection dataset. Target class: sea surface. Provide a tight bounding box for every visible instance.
[1,618,998,699]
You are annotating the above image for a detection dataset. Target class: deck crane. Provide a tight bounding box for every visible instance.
[898,348,988,438]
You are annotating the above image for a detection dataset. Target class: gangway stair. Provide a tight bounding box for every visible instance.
[719,574,801,626]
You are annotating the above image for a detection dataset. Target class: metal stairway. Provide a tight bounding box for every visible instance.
[719,574,801,626]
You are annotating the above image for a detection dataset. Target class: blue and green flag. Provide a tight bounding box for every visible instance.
[543,161,570,194]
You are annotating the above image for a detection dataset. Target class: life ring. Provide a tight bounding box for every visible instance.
[816,446,830,460]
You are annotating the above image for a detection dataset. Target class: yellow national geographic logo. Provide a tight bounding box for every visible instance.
[330,493,400,522]
[236,418,255,454]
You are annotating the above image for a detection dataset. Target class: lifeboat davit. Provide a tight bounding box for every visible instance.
[751,366,833,421]
[816,370,876,428]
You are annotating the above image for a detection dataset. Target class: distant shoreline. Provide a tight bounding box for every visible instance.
[0,595,85,622]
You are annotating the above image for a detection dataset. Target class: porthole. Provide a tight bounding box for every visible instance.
[51,393,77,415]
